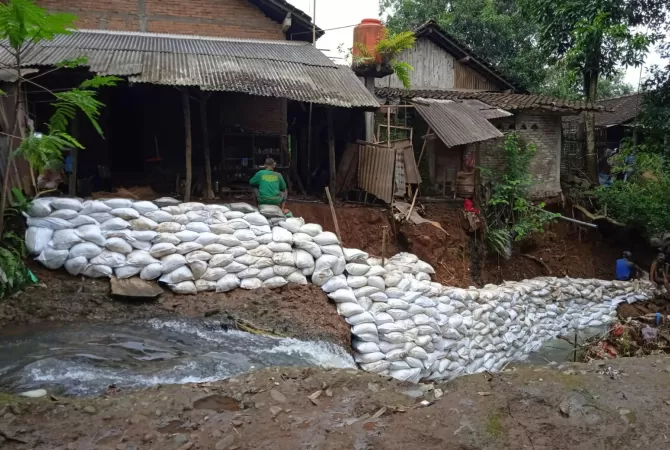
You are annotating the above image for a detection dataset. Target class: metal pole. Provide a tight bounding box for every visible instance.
[312,0,316,45]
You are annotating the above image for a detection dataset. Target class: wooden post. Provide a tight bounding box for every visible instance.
[406,187,419,221]
[68,114,79,196]
[181,88,192,202]
[324,186,342,243]
[417,126,432,166]
[199,91,214,199]
[307,103,313,191]
[327,108,336,194]
[381,226,387,266]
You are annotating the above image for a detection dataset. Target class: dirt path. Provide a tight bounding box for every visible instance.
[1,356,669,449]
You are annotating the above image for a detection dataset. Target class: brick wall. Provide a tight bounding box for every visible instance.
[36,0,284,40]
[478,111,562,198]
[220,93,285,135]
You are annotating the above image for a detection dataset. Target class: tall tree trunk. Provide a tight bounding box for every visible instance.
[584,70,599,184]
[0,72,24,234]
[199,91,214,199]
[181,88,192,202]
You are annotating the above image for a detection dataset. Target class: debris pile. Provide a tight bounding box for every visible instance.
[583,316,670,361]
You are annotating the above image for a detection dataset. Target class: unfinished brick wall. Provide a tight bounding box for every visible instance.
[478,111,563,199]
[36,0,285,40]
[220,93,286,135]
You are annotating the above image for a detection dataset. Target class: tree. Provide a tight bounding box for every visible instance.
[380,0,549,92]
[524,0,667,184]
[539,65,634,100]
[0,0,119,234]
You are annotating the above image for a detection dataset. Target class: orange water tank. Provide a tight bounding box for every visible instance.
[353,19,384,63]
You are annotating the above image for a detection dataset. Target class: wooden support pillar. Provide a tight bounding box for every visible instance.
[307,103,313,191]
[200,91,214,199]
[327,108,336,194]
[181,88,192,202]
[68,114,79,196]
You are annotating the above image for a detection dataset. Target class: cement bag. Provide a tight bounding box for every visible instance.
[128,217,157,231]
[367,276,385,290]
[195,233,219,246]
[110,208,140,220]
[354,352,385,364]
[219,235,241,247]
[82,264,113,278]
[359,360,390,373]
[205,204,230,213]
[224,211,245,220]
[189,261,208,279]
[50,228,87,250]
[89,213,113,224]
[140,263,163,280]
[302,266,315,277]
[156,222,183,233]
[49,209,79,220]
[240,240,259,250]
[279,217,304,234]
[161,254,186,273]
[264,276,288,289]
[236,254,259,266]
[175,230,199,242]
[337,302,365,317]
[413,260,435,275]
[351,323,378,337]
[161,205,181,215]
[224,261,247,273]
[299,223,322,237]
[209,254,234,268]
[69,242,102,260]
[347,276,368,289]
[389,368,421,383]
[201,267,227,282]
[313,231,339,246]
[329,288,357,304]
[274,265,297,277]
[26,227,53,255]
[69,215,99,227]
[51,197,83,211]
[103,198,132,209]
[244,212,269,226]
[132,230,158,242]
[294,249,315,269]
[250,225,272,236]
[153,233,180,245]
[321,245,344,257]
[170,281,197,295]
[127,250,159,266]
[234,229,256,241]
[176,242,203,254]
[216,274,241,292]
[332,257,346,276]
[343,248,368,262]
[154,197,180,207]
[383,272,403,287]
[292,232,313,244]
[346,263,370,276]
[238,267,261,279]
[273,252,295,266]
[252,257,274,269]
[75,225,105,246]
[103,229,133,241]
[173,214,189,225]
[131,201,158,214]
[160,266,194,284]
[64,256,88,276]
[115,265,142,279]
[292,241,322,259]
[267,242,292,253]
[80,200,111,215]
[27,216,72,231]
[227,202,254,213]
[227,219,250,230]
[353,340,380,354]
[224,246,246,257]
[101,218,130,232]
[315,254,338,272]
[185,250,212,263]
[248,245,273,258]
[311,269,334,286]
[259,204,284,218]
[287,271,308,285]
[27,198,52,217]
[145,210,174,224]
[196,279,217,292]
[91,251,126,268]
[257,267,276,281]
[185,222,210,233]
[130,240,152,251]
[179,202,206,212]
[241,278,263,290]
[373,312,394,325]
[203,244,227,254]
[272,227,293,244]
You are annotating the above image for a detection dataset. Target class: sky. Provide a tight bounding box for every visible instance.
[287,0,666,88]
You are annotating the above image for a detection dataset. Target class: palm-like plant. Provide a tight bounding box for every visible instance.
[354,28,416,89]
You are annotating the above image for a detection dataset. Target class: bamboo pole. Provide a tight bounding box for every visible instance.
[199,91,214,199]
[324,186,342,243]
[381,226,387,266]
[181,88,192,202]
[405,187,419,221]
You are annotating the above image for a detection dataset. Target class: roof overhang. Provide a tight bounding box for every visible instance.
[250,0,324,42]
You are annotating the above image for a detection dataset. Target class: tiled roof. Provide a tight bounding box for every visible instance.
[563,93,644,126]
[376,87,602,113]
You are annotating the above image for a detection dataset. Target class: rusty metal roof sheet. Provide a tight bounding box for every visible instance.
[412,98,504,147]
[1,30,379,108]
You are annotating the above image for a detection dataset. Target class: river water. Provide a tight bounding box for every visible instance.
[0,319,355,396]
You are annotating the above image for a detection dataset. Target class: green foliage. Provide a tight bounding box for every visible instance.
[0,230,31,299]
[0,0,76,50]
[539,64,634,100]
[484,133,558,257]
[354,27,416,88]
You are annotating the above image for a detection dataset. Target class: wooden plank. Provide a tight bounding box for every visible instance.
[200,91,214,199]
[327,108,336,194]
[181,88,192,202]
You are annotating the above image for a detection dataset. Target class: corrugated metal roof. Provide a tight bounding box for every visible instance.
[0,30,379,109]
[460,99,513,120]
[412,98,504,148]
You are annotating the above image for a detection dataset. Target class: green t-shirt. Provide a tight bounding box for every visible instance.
[249,169,287,204]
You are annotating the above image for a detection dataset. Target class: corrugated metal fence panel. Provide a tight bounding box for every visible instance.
[358,144,395,204]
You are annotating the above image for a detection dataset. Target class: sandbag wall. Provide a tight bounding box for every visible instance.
[24,197,657,382]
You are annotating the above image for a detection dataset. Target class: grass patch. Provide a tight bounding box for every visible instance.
[487,413,503,438]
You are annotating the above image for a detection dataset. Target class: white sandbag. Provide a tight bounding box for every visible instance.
[293,240,322,259]
[74,225,105,246]
[103,229,133,240]
[195,279,217,292]
[352,323,378,337]
[155,222,183,233]
[105,237,134,255]
[27,198,53,217]
[69,215,99,227]
[321,245,344,257]
[100,217,130,232]
[26,216,72,231]
[49,209,79,220]
[82,264,113,278]
[26,227,54,255]
[337,302,365,317]
[150,243,177,258]
[110,208,140,220]
[145,210,174,224]
[115,265,142,279]
[264,276,288,289]
[91,250,126,268]
[127,250,159,266]
[240,278,263,290]
[332,257,346,276]
[185,250,212,263]
[238,267,261,279]
[160,266,194,284]
[236,254,260,266]
[189,261,208,279]
[321,275,348,293]
[175,230,199,243]
[287,271,308,285]
[258,204,284,217]
[248,245,273,258]
[130,240,152,251]
[292,233,313,244]
[161,254,186,273]
[140,263,163,280]
[354,352,386,364]
[209,223,235,235]
[132,201,158,214]
[103,198,133,209]
[169,281,197,295]
[383,271,404,287]
[302,266,315,277]
[367,276,385,290]
[345,263,370,276]
[329,288,357,304]
[313,231,339,246]
[205,205,230,213]
[128,217,158,231]
[279,217,304,233]
[179,202,206,212]
[311,269,334,286]
[272,227,293,244]
[173,214,189,225]
[227,202,254,213]
[185,222,210,233]
[219,235,242,247]
[413,260,435,275]
[89,212,113,223]
[234,229,256,241]
[353,340,380,354]
[202,244,227,254]
[299,223,322,237]
[257,267,276,281]
[131,230,157,242]
[274,265,297,277]
[244,212,269,226]
[343,248,369,262]
[243,241,261,251]
[209,254,235,268]
[252,257,274,269]
[195,233,220,246]
[224,261,247,273]
[216,274,241,292]
[51,197,83,211]
[69,242,102,259]
[64,256,88,276]
[154,197,180,207]
[294,249,315,269]
[250,225,271,236]
[267,242,292,252]
[347,275,368,289]
[153,233,181,245]
[224,211,245,220]
[224,246,247,257]
[227,219,250,230]
[80,200,111,215]
[176,242,203,254]
[272,252,295,266]
[315,254,338,272]
[49,230,84,250]
[200,267,227,282]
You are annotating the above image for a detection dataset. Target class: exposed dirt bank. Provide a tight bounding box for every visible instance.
[0,263,350,348]
[2,356,670,449]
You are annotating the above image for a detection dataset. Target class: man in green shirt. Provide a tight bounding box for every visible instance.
[250,158,287,209]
